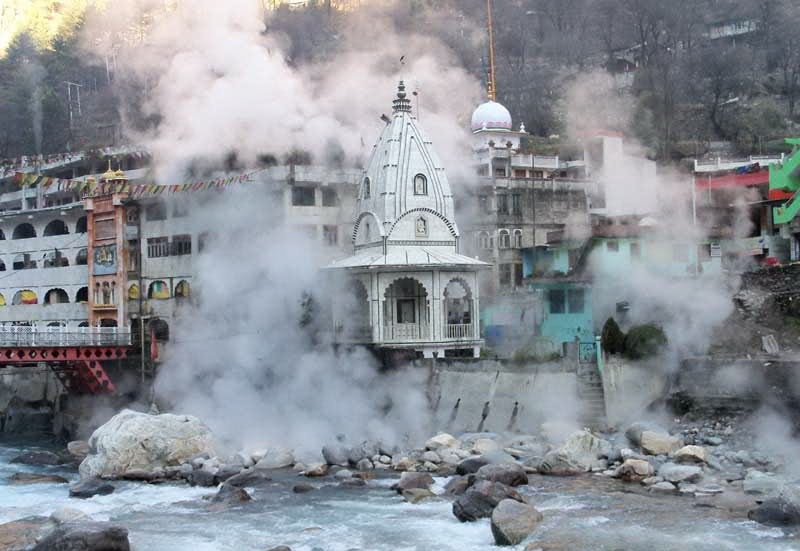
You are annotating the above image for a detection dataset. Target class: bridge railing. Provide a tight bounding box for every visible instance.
[0,326,132,347]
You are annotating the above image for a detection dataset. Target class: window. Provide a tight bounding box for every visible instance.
[513,229,523,249]
[12,254,35,270]
[512,193,521,215]
[498,229,511,249]
[606,240,619,252]
[630,242,641,261]
[396,299,416,323]
[413,174,428,195]
[95,218,115,240]
[175,280,190,298]
[499,264,512,286]
[198,232,210,253]
[43,220,68,236]
[478,231,491,250]
[514,263,523,287]
[145,202,167,221]
[494,167,506,177]
[323,225,338,246]
[497,194,509,214]
[292,186,316,206]
[513,169,526,178]
[672,244,688,262]
[549,289,566,313]
[478,195,489,213]
[568,289,585,313]
[12,223,35,239]
[698,243,712,263]
[125,208,138,225]
[147,237,169,258]
[322,188,338,207]
[128,240,140,271]
[172,234,192,256]
[533,170,544,179]
[363,177,371,199]
[76,248,88,266]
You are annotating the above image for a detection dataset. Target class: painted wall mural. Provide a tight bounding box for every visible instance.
[93,245,117,275]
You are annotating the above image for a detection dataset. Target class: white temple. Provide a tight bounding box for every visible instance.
[328,82,488,358]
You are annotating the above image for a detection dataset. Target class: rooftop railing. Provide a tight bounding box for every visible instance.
[0,326,132,347]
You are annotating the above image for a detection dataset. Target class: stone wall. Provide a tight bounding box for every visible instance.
[601,356,668,426]
[0,365,63,435]
[421,359,580,435]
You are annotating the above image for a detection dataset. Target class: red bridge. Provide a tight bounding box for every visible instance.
[0,327,132,394]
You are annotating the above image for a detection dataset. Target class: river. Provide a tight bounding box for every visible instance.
[1,441,798,551]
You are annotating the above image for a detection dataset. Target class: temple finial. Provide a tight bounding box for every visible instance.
[393,81,412,113]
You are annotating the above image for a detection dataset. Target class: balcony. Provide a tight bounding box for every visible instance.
[0,325,131,347]
[383,323,430,342]
[444,323,474,340]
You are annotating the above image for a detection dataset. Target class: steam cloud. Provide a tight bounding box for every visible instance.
[78,0,483,455]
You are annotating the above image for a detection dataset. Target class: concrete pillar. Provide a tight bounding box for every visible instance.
[431,270,441,341]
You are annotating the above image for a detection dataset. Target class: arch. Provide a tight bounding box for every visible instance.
[44,250,69,268]
[513,229,523,249]
[128,284,139,300]
[498,229,511,249]
[477,231,491,250]
[362,176,371,199]
[351,211,384,244]
[75,216,87,234]
[150,319,169,341]
[0,228,4,240]
[76,248,88,265]
[43,219,69,236]
[78,321,89,327]
[44,288,69,304]
[175,280,190,298]
[413,173,428,195]
[148,280,170,299]
[443,277,473,327]
[12,253,35,270]
[47,321,65,327]
[0,293,5,306]
[12,223,36,239]
[99,318,118,328]
[0,258,5,271]
[12,290,38,305]
[383,277,430,340]
[75,287,88,303]
[388,208,458,240]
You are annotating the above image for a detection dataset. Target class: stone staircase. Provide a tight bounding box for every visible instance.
[577,362,607,427]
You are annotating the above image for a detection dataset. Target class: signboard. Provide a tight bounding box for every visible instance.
[710,243,722,257]
[93,245,117,275]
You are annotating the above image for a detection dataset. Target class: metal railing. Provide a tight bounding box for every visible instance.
[383,323,430,342]
[445,323,474,340]
[0,326,132,347]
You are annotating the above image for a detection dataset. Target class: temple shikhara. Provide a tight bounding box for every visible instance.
[328,82,488,358]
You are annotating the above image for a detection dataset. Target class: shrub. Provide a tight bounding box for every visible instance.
[601,317,626,355]
[623,324,668,360]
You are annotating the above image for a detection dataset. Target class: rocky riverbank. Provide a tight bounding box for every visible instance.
[2,408,799,550]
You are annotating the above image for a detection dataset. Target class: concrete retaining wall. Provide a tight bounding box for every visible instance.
[601,356,667,426]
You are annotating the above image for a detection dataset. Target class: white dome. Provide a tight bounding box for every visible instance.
[471,100,512,132]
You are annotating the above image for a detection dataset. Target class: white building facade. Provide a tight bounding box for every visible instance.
[329,82,488,358]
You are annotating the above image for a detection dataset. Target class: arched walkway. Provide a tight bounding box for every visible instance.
[12,223,35,239]
[76,287,88,303]
[44,288,69,304]
[148,280,170,299]
[76,248,88,265]
[43,220,69,236]
[150,319,169,341]
[175,280,190,298]
[12,290,38,305]
[443,278,474,339]
[75,217,87,234]
[12,254,35,270]
[383,277,429,341]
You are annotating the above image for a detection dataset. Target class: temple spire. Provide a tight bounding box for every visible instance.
[486,0,497,101]
[392,80,412,113]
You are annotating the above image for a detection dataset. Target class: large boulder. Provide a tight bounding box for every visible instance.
[452,481,525,522]
[748,496,800,526]
[67,441,90,461]
[425,433,460,450]
[69,478,115,499]
[673,445,708,464]
[392,472,434,493]
[8,472,68,485]
[79,410,214,480]
[321,444,349,466]
[538,430,611,475]
[475,463,528,487]
[491,499,543,546]
[456,456,490,475]
[625,422,666,447]
[743,470,785,496]
[0,517,57,550]
[640,431,683,456]
[255,448,294,470]
[222,468,273,488]
[613,459,655,482]
[657,463,702,484]
[10,450,64,466]
[31,521,130,551]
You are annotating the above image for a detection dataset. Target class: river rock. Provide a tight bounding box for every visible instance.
[658,463,703,484]
[391,456,415,471]
[223,468,273,488]
[490,499,543,546]
[625,422,666,447]
[456,456,490,475]
[452,481,525,522]
[748,496,800,526]
[215,464,242,482]
[402,488,437,504]
[334,469,353,480]
[426,433,459,450]
[640,431,683,456]
[266,547,291,551]
[613,459,655,482]
[545,430,611,474]
[393,471,433,493]
[303,463,329,477]
[293,483,314,494]
[438,449,461,465]
[69,478,115,499]
[673,445,708,464]
[421,451,441,463]
[650,481,678,493]
[0,517,57,550]
[475,463,528,487]
[472,438,502,455]
[188,469,217,487]
[51,507,92,524]
[10,450,64,466]
[67,441,91,461]
[79,410,214,480]
[210,484,252,506]
[743,470,784,496]
[321,445,349,466]
[356,458,373,471]
[255,448,295,470]
[31,521,130,551]
[8,472,68,485]
[443,475,473,496]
